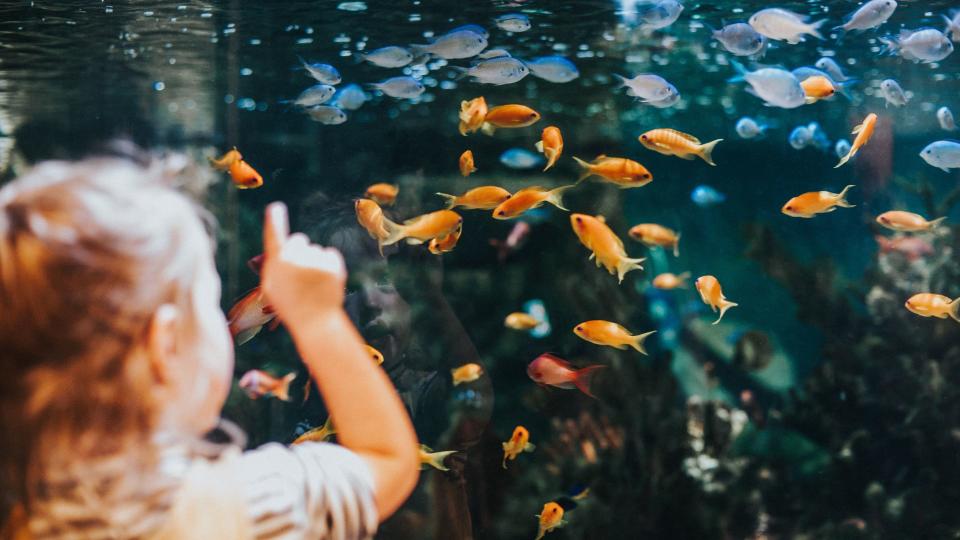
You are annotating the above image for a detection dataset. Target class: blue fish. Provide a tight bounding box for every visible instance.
[500,148,544,169]
[524,56,579,83]
[298,57,341,85]
[691,185,726,207]
[522,299,552,339]
[330,84,368,110]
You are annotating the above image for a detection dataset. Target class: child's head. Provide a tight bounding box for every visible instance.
[0,156,233,500]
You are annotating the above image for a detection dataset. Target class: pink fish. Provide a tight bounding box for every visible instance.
[526,353,605,398]
[227,286,279,345]
[875,235,933,261]
[490,221,531,262]
[238,369,296,401]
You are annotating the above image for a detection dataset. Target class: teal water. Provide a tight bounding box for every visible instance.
[3,0,960,537]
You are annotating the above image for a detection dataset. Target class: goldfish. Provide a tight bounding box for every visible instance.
[695,275,738,325]
[628,223,681,256]
[419,445,458,471]
[355,199,390,250]
[228,159,264,189]
[748,8,825,44]
[459,96,489,135]
[781,185,856,218]
[428,224,463,255]
[525,56,579,83]
[837,0,897,32]
[507,299,552,338]
[502,426,535,468]
[459,150,477,177]
[381,210,463,248]
[437,186,512,210]
[639,129,722,166]
[572,155,652,188]
[483,104,541,130]
[652,272,690,290]
[490,221,531,262]
[209,147,243,170]
[835,113,877,168]
[238,369,296,401]
[800,75,836,103]
[570,214,646,283]
[451,363,484,385]
[365,344,385,365]
[875,235,933,261]
[920,140,960,172]
[905,293,960,322]
[535,126,564,171]
[292,416,336,445]
[526,353,605,398]
[364,183,398,205]
[876,211,945,232]
[493,185,574,219]
[534,502,566,540]
[228,287,278,345]
[573,320,656,354]
[880,79,908,107]
[505,312,539,330]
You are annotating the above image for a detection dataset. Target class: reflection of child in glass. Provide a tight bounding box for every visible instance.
[0,157,418,538]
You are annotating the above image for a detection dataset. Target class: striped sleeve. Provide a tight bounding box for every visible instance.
[235,442,379,540]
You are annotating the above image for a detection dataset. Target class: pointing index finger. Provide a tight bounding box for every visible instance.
[264,202,289,259]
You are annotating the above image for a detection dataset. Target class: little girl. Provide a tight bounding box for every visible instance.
[0,155,419,538]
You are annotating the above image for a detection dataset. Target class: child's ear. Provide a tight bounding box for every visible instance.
[147,304,179,385]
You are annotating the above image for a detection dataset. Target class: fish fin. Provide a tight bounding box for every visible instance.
[673,233,681,257]
[502,453,508,469]
[379,217,407,248]
[713,300,738,325]
[665,128,701,144]
[678,153,697,160]
[834,150,853,168]
[234,325,263,346]
[275,372,297,402]
[546,185,576,211]
[805,96,818,104]
[807,19,827,40]
[524,442,536,452]
[572,156,593,182]
[835,185,856,208]
[534,140,544,153]
[615,257,646,283]
[588,252,596,261]
[949,297,960,323]
[435,192,458,209]
[481,122,497,136]
[928,217,948,229]
[572,365,606,399]
[698,139,723,166]
[426,450,457,471]
[267,317,281,331]
[629,330,657,355]
[727,59,748,83]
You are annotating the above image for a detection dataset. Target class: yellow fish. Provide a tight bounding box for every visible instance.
[905,293,960,322]
[836,113,877,168]
[535,126,564,171]
[419,444,458,471]
[381,210,463,249]
[695,275,738,325]
[800,75,836,103]
[291,416,336,445]
[451,363,484,385]
[569,214,645,283]
[484,104,541,129]
[209,147,243,170]
[459,150,477,177]
[493,185,574,219]
[781,185,855,218]
[638,128,722,166]
[652,272,690,290]
[502,426,535,468]
[459,96,488,135]
[437,186,512,210]
[572,155,652,188]
[364,183,398,206]
[573,320,656,354]
[428,224,463,255]
[365,344,385,365]
[355,199,390,254]
[534,502,566,540]
[505,312,539,330]
[628,223,680,256]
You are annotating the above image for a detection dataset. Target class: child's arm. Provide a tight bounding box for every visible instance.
[260,202,420,520]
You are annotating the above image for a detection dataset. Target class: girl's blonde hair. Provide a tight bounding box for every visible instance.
[0,155,215,508]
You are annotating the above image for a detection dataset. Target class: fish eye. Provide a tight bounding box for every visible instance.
[642,173,651,179]
[640,134,648,140]
[574,216,582,222]
[925,149,932,154]
[497,210,505,216]
[786,205,794,210]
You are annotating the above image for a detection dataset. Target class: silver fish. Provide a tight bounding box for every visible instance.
[749,8,825,44]
[288,84,336,107]
[731,61,805,109]
[920,141,960,172]
[331,84,368,110]
[454,56,528,85]
[735,117,769,139]
[937,106,956,131]
[360,46,413,68]
[879,79,908,107]
[634,0,684,30]
[881,28,954,63]
[367,76,425,99]
[836,0,897,32]
[411,29,487,60]
[814,57,849,82]
[298,57,341,85]
[615,73,678,102]
[524,56,579,83]
[306,106,347,125]
[713,22,766,56]
[494,13,531,32]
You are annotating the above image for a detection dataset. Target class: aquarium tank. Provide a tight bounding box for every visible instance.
[3,0,960,537]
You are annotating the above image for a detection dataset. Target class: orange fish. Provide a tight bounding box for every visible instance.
[381,210,463,249]
[437,186,512,210]
[291,416,336,445]
[800,75,836,103]
[493,185,574,219]
[228,287,278,345]
[535,126,564,171]
[209,147,243,170]
[628,223,681,256]
[905,293,960,322]
[638,129,722,166]
[451,363,484,385]
[502,426,535,469]
[505,312,539,330]
[459,150,477,177]
[526,353,605,398]
[459,96,488,135]
[238,369,296,401]
[569,214,646,283]
[419,444,458,471]
[483,104,541,131]
[572,155,652,188]
[782,185,855,218]
[695,275,738,325]
[355,199,390,252]
[364,183,398,206]
[876,211,945,232]
[228,159,264,189]
[573,320,656,354]
[652,272,690,290]
[365,344,385,365]
[535,502,566,540]
[835,113,877,168]
[428,223,463,255]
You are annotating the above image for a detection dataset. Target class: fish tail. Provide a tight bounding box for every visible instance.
[836,79,857,100]
[616,256,645,283]
[546,184,576,211]
[629,330,657,355]
[276,372,297,402]
[435,192,458,209]
[879,35,900,56]
[572,156,593,182]
[835,185,856,208]
[379,217,408,249]
[572,365,606,399]
[426,450,457,471]
[534,526,546,540]
[949,297,960,323]
[673,233,681,257]
[234,325,263,346]
[713,300,739,325]
[449,66,470,81]
[524,442,536,452]
[481,122,497,136]
[834,149,855,168]
[928,216,948,229]
[807,18,826,40]
[727,60,747,83]
[698,139,722,166]
[534,140,544,153]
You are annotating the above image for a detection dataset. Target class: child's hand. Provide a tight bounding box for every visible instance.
[261,202,347,324]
